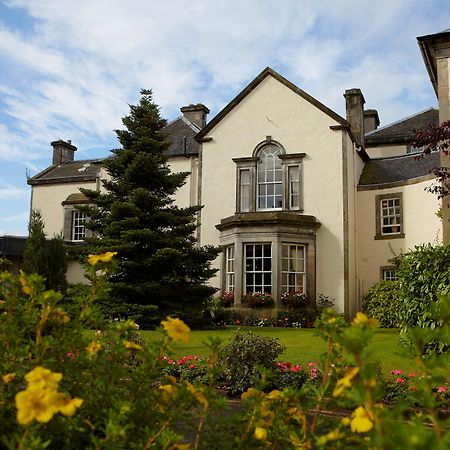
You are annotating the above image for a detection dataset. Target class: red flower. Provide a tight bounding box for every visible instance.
[395,377,406,383]
[189,364,196,369]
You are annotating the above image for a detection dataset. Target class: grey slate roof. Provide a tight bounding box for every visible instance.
[358,151,439,188]
[163,116,200,156]
[365,108,439,145]
[28,159,101,185]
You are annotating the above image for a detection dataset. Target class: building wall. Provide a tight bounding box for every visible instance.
[31,182,96,237]
[357,180,441,294]
[167,156,198,208]
[365,144,408,159]
[199,75,352,313]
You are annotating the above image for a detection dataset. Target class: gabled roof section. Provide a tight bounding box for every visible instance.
[28,159,101,185]
[163,116,200,156]
[364,108,439,146]
[358,151,439,189]
[196,67,349,140]
[417,29,450,96]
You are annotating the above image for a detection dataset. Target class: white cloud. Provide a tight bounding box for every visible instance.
[0,179,29,199]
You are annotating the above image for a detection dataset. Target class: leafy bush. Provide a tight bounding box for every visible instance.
[398,244,450,329]
[362,280,402,328]
[219,331,285,394]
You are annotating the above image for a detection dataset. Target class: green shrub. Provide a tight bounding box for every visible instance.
[218,331,285,394]
[363,280,402,328]
[398,244,450,329]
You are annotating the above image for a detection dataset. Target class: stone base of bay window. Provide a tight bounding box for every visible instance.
[216,211,321,307]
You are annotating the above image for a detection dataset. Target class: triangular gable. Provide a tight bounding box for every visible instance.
[196,67,349,141]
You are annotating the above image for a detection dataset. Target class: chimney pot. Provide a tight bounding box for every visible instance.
[364,109,380,133]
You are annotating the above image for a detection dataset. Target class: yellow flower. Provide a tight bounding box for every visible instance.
[124,340,143,351]
[186,382,208,408]
[55,394,83,416]
[86,341,102,357]
[25,367,62,389]
[241,387,262,401]
[265,389,282,400]
[19,270,33,295]
[333,366,359,397]
[352,312,379,327]
[3,372,15,383]
[161,317,190,343]
[159,384,175,395]
[317,428,340,445]
[350,406,374,433]
[254,427,268,441]
[87,251,118,266]
[15,385,59,425]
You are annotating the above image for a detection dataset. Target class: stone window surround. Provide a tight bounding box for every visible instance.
[217,212,320,309]
[61,194,92,242]
[374,192,405,240]
[233,137,306,213]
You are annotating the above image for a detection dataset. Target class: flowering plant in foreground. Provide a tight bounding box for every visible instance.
[1,252,450,448]
[241,291,274,308]
[280,290,307,308]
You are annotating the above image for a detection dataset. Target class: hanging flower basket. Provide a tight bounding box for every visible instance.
[281,290,307,309]
[241,292,274,308]
[220,291,234,308]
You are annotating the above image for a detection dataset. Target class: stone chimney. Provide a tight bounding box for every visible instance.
[344,89,366,147]
[51,140,77,165]
[364,109,380,133]
[180,104,210,129]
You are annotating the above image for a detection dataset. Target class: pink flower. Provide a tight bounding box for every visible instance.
[395,377,406,383]
[437,386,447,393]
[308,362,317,367]
[310,368,318,380]
[391,369,402,375]
[408,372,416,378]
[189,364,196,369]
[66,352,74,358]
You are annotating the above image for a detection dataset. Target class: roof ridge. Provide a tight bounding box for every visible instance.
[365,107,437,136]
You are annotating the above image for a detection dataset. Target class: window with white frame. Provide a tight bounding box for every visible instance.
[281,244,306,293]
[382,268,398,281]
[225,246,235,292]
[287,165,300,210]
[72,211,87,241]
[257,145,283,210]
[233,141,305,213]
[244,243,272,294]
[380,197,401,235]
[375,193,404,240]
[239,169,251,212]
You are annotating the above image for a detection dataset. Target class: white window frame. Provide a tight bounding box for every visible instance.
[72,211,87,241]
[257,145,283,211]
[225,246,235,292]
[380,197,401,235]
[281,244,306,293]
[381,268,398,281]
[244,243,272,294]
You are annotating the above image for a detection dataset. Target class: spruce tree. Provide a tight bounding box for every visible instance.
[82,90,219,325]
[22,209,47,276]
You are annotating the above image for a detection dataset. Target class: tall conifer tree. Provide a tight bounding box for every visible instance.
[82,90,219,323]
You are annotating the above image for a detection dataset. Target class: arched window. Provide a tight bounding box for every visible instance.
[257,144,282,210]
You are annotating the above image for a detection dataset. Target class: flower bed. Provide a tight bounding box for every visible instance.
[220,291,234,308]
[280,290,307,308]
[241,292,274,308]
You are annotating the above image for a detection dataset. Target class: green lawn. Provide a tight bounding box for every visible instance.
[141,327,416,373]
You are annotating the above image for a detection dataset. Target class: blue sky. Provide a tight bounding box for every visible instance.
[0,0,448,236]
